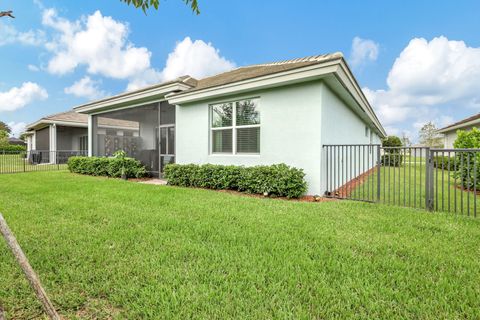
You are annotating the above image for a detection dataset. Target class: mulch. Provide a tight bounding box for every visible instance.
[331,167,377,198]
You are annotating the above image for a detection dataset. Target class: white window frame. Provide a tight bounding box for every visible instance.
[210,98,260,155]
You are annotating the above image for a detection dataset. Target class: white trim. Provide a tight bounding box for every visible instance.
[168,62,339,104]
[26,120,87,131]
[89,98,166,116]
[438,118,480,133]
[74,83,191,114]
[88,115,93,157]
[209,98,261,155]
[168,59,386,137]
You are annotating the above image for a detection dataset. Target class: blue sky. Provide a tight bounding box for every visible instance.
[1,0,480,140]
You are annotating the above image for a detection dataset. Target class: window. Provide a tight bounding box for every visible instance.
[365,126,369,137]
[210,98,260,154]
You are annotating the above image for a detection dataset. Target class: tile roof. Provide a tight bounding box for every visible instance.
[184,53,343,93]
[29,110,138,129]
[43,110,87,123]
[439,113,480,132]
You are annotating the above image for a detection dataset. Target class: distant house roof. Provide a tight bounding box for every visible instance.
[26,110,139,131]
[8,137,25,145]
[438,113,480,133]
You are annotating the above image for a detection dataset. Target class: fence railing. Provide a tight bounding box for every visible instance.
[323,145,480,217]
[0,150,87,174]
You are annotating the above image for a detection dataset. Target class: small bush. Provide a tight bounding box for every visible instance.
[380,154,403,167]
[381,135,404,167]
[0,144,26,152]
[453,129,480,190]
[164,163,307,198]
[68,156,147,178]
[433,156,457,171]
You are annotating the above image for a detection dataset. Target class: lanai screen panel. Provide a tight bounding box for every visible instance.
[35,127,50,151]
[56,126,88,151]
[92,104,158,174]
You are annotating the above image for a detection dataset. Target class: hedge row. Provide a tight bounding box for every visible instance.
[380,154,403,167]
[67,156,147,178]
[0,145,27,152]
[164,163,307,198]
[433,156,457,171]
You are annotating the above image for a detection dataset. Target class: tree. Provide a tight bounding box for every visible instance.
[0,121,11,134]
[19,132,28,141]
[381,135,403,167]
[0,130,9,148]
[382,135,402,148]
[418,122,443,148]
[401,132,411,147]
[120,0,199,14]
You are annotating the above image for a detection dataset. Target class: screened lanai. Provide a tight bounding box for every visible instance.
[92,101,175,176]
[57,126,88,151]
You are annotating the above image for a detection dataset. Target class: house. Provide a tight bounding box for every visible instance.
[7,137,26,146]
[438,113,480,149]
[74,53,386,195]
[25,110,138,163]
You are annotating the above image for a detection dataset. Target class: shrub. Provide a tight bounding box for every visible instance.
[68,156,147,178]
[164,163,307,198]
[0,144,26,152]
[381,135,403,167]
[433,156,457,171]
[451,129,480,190]
[380,154,403,167]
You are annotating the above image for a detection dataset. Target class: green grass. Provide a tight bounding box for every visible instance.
[1,172,480,319]
[0,154,66,174]
[349,157,480,216]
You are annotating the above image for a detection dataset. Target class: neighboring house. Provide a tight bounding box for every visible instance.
[74,53,386,195]
[438,113,480,149]
[25,110,138,163]
[7,137,26,146]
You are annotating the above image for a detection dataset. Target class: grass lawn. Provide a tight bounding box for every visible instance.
[350,156,480,216]
[1,171,480,319]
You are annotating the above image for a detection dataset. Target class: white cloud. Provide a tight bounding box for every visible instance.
[28,64,40,72]
[64,76,106,100]
[365,36,480,137]
[43,9,152,79]
[161,37,235,81]
[41,9,235,93]
[0,21,46,46]
[349,37,379,67]
[7,122,26,137]
[127,37,235,91]
[0,82,48,112]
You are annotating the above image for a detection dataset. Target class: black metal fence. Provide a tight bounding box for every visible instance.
[0,150,86,174]
[323,145,480,217]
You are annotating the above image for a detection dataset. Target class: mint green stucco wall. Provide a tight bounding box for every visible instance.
[175,80,382,195]
[176,81,324,194]
[320,84,381,193]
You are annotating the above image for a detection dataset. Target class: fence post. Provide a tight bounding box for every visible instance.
[426,149,434,211]
[23,151,26,173]
[376,145,381,202]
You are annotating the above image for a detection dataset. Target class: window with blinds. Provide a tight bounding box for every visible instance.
[210,98,260,154]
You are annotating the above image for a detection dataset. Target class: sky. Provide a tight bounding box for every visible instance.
[1,0,480,141]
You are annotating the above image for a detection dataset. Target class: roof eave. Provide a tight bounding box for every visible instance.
[438,118,480,133]
[74,82,193,114]
[167,58,386,137]
[26,119,88,131]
